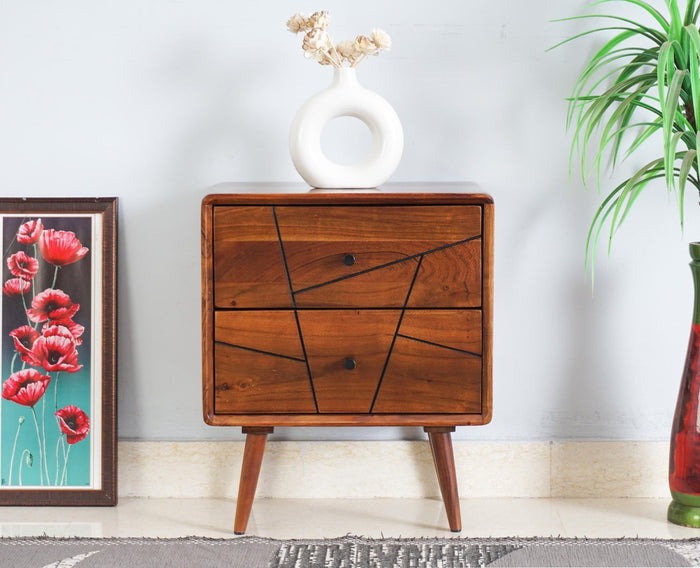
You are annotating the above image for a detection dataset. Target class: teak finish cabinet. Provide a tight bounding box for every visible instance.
[201,188,494,534]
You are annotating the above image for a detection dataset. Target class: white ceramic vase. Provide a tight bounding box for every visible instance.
[289,67,403,189]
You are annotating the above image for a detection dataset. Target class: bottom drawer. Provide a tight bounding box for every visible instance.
[213,310,483,415]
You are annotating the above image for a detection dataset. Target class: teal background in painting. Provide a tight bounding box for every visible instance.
[0,216,93,488]
[1,368,91,487]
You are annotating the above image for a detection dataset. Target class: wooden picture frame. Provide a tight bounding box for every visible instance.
[0,198,117,506]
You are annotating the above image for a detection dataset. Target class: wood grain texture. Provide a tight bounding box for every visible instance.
[202,198,216,424]
[214,344,316,414]
[425,427,462,532]
[233,427,274,534]
[399,310,482,354]
[275,205,481,242]
[202,187,492,206]
[215,311,304,360]
[283,241,421,294]
[202,190,494,427]
[373,337,482,414]
[201,413,490,427]
[298,310,401,413]
[481,202,495,424]
[294,257,418,308]
[407,239,482,308]
[213,206,291,308]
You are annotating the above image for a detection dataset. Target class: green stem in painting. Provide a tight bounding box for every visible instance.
[40,397,50,484]
[50,372,62,486]
[30,407,44,486]
[54,436,63,486]
[18,449,31,486]
[32,244,37,297]
[51,265,59,290]
[53,372,61,413]
[7,416,25,486]
[19,285,32,327]
[60,444,71,486]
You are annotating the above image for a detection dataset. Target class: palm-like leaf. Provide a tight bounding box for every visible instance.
[552,0,700,268]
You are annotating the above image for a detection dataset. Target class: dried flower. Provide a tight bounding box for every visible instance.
[336,40,360,66]
[303,28,332,55]
[353,35,376,56]
[371,29,391,50]
[308,10,330,30]
[287,13,309,34]
[287,10,391,68]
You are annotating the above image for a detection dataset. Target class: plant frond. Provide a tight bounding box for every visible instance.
[684,24,700,128]
[593,0,670,33]
[584,169,663,269]
[566,45,664,141]
[555,1,700,274]
[595,85,661,175]
[624,119,663,158]
[548,21,664,52]
[678,148,698,227]
[609,157,665,239]
[670,0,685,39]
[571,73,659,179]
[662,69,688,188]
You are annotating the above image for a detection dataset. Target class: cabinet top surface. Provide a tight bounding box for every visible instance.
[203,182,491,206]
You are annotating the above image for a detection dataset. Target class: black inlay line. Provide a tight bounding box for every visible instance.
[395,334,482,358]
[369,255,424,412]
[294,235,480,296]
[272,206,319,412]
[214,341,306,362]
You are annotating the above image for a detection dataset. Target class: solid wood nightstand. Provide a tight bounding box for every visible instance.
[201,186,494,534]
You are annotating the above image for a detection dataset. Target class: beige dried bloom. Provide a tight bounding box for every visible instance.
[287,13,310,34]
[353,35,376,56]
[371,28,391,50]
[303,28,330,53]
[287,10,391,68]
[336,39,360,65]
[302,29,342,67]
[307,10,330,30]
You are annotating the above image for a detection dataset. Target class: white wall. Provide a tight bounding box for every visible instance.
[0,1,692,442]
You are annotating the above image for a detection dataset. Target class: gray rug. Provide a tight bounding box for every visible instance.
[1,535,699,567]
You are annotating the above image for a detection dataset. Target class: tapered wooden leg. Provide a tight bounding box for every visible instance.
[424,426,461,532]
[234,427,274,535]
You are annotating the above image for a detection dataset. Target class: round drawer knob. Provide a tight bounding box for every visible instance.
[343,253,356,266]
[344,358,357,370]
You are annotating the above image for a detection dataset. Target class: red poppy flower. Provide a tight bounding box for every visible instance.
[9,325,40,362]
[38,229,89,266]
[16,218,43,245]
[43,318,84,346]
[55,405,90,444]
[25,326,82,373]
[27,289,79,323]
[7,251,39,280]
[2,278,30,296]
[1,369,51,407]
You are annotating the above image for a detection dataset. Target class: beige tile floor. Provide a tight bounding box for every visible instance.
[0,498,699,539]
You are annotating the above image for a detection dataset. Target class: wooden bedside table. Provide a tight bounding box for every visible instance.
[201,185,493,534]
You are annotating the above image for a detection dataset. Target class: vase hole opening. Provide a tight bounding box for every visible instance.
[320,116,374,166]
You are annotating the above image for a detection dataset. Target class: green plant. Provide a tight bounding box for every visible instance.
[553,0,700,267]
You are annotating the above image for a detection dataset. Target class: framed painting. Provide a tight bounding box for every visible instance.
[0,198,117,506]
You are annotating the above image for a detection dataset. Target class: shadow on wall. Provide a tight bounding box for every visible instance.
[117,47,290,441]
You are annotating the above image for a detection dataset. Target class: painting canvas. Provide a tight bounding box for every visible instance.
[0,199,116,505]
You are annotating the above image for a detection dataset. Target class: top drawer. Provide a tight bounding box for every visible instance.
[212,205,482,309]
